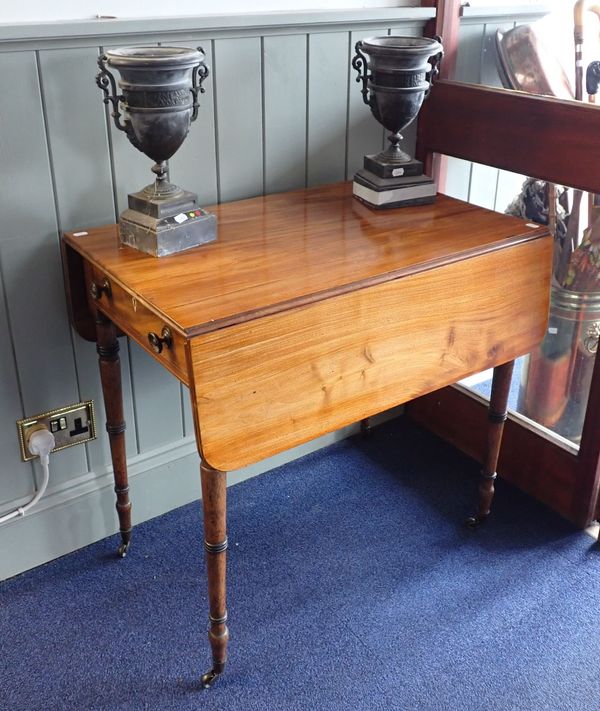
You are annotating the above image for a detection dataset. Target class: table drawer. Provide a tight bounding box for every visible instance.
[85,264,189,385]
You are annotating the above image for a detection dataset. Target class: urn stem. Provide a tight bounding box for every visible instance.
[152,160,168,185]
[141,161,183,200]
[382,131,411,163]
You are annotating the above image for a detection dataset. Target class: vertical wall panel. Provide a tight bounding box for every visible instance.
[307,32,349,187]
[454,22,485,83]
[346,27,387,180]
[38,46,138,471]
[38,47,116,231]
[182,385,195,439]
[0,240,88,486]
[263,34,307,194]
[128,343,184,452]
[214,37,264,202]
[0,261,33,504]
[0,50,87,487]
[169,39,218,207]
[0,52,34,503]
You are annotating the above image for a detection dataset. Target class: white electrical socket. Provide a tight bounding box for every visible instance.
[16,401,96,461]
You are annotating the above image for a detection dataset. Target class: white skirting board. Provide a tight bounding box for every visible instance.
[0,407,402,581]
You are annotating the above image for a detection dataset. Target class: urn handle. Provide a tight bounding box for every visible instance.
[352,41,371,106]
[96,54,130,135]
[584,322,600,355]
[191,47,210,123]
[424,38,444,99]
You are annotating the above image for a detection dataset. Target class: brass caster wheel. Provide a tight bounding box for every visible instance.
[117,541,130,558]
[201,669,221,689]
[465,515,486,529]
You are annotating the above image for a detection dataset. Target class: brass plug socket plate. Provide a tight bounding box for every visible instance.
[16,400,96,461]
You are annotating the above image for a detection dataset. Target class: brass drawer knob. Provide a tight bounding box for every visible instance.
[148,327,172,354]
[90,278,112,301]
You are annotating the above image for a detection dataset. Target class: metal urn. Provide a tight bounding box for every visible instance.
[351,36,443,209]
[96,46,216,257]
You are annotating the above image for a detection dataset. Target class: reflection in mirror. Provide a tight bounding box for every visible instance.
[467,177,600,447]
[457,2,600,94]
[454,2,600,446]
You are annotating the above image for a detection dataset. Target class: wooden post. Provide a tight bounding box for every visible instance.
[467,360,515,526]
[200,461,229,688]
[96,310,131,557]
[575,351,600,531]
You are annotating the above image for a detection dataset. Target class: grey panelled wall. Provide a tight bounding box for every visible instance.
[0,9,430,579]
[0,6,553,578]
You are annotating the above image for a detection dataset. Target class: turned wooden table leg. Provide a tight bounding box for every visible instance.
[467,359,515,527]
[96,311,131,557]
[200,461,229,689]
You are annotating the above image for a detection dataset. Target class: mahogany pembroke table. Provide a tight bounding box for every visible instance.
[62,181,551,686]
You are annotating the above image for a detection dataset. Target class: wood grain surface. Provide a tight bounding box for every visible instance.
[86,263,189,385]
[188,237,551,471]
[64,182,552,470]
[64,183,549,338]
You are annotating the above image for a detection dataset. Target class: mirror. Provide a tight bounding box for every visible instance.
[448,2,600,447]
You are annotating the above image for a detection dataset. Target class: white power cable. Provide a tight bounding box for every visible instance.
[0,428,55,525]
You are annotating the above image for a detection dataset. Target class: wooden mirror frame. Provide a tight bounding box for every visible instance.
[410,0,600,528]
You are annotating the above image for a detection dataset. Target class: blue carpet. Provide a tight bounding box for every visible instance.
[1,418,599,711]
